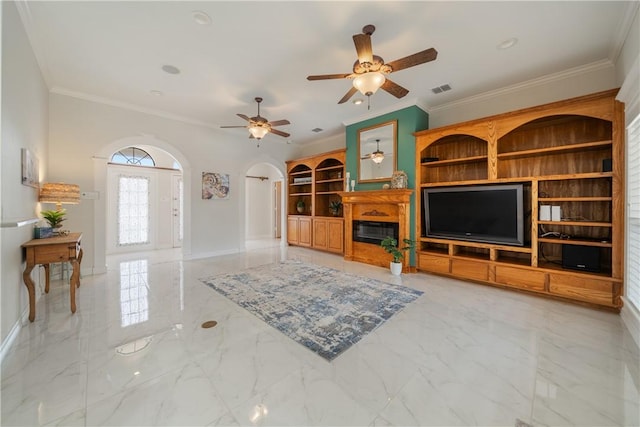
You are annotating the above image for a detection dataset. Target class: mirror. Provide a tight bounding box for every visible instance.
[358,120,397,183]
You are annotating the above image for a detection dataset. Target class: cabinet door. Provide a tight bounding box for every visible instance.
[299,217,312,247]
[327,219,344,253]
[313,219,328,250]
[287,217,299,245]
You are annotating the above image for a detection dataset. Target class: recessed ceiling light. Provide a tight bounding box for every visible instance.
[497,37,518,50]
[192,10,211,25]
[353,99,363,105]
[150,90,163,96]
[162,65,180,75]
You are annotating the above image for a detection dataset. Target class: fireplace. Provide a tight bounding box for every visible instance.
[339,189,413,270]
[353,220,399,245]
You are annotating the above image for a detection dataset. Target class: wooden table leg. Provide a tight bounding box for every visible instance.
[22,264,36,322]
[43,263,50,293]
[77,248,83,287]
[69,258,79,314]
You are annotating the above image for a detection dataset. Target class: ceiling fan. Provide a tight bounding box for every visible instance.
[307,24,437,106]
[221,97,290,146]
[361,139,385,164]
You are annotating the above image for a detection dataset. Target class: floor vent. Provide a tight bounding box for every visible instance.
[201,320,218,328]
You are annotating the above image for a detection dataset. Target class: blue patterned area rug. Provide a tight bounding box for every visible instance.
[199,260,423,361]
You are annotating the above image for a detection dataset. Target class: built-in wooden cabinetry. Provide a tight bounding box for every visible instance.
[287,149,345,254]
[415,89,624,310]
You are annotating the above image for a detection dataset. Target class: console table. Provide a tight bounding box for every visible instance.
[21,232,83,322]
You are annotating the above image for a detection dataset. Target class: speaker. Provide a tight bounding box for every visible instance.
[562,245,600,273]
[539,205,551,221]
[603,158,612,172]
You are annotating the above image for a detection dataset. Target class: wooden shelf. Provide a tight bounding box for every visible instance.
[290,182,312,186]
[289,192,312,196]
[420,237,532,253]
[421,155,487,167]
[316,191,341,195]
[289,170,311,176]
[316,165,343,172]
[539,197,612,202]
[498,140,612,160]
[538,220,611,227]
[538,237,612,248]
[316,178,343,184]
[537,172,612,181]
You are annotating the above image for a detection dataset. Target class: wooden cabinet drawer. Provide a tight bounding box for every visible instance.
[418,253,450,274]
[451,258,488,281]
[494,265,546,292]
[549,273,614,306]
[34,243,77,264]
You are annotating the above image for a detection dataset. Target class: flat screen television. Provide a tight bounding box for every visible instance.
[422,183,527,246]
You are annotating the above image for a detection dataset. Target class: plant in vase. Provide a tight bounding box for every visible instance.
[296,200,305,214]
[328,200,342,216]
[41,209,66,232]
[380,236,415,275]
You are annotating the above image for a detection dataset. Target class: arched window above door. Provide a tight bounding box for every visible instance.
[111,147,155,167]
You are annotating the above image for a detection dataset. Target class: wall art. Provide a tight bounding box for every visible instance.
[21,148,39,188]
[202,172,229,199]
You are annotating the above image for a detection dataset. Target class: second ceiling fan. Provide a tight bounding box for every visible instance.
[307,24,438,105]
[221,97,290,146]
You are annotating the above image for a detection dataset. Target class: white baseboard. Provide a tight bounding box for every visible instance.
[621,297,640,350]
[183,248,240,261]
[0,305,30,364]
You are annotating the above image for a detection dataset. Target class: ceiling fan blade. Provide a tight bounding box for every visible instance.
[338,86,358,104]
[268,119,290,127]
[220,125,247,128]
[269,128,290,138]
[307,73,351,81]
[385,48,438,72]
[381,79,409,98]
[236,113,251,121]
[353,33,373,65]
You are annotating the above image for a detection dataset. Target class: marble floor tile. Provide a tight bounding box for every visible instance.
[1,244,638,426]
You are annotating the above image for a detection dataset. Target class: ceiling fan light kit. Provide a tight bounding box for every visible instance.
[248,125,269,140]
[353,71,386,96]
[371,151,385,164]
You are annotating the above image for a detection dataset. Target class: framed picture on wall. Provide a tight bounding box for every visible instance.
[202,172,229,199]
[21,148,39,188]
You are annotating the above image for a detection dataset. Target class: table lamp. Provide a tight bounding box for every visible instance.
[39,182,80,211]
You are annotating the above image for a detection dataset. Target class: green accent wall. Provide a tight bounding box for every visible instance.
[345,105,429,265]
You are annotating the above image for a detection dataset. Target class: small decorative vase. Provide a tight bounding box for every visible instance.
[390,261,403,276]
[297,205,304,214]
[390,170,408,189]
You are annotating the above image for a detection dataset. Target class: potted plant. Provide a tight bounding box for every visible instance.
[328,200,342,216]
[41,209,66,231]
[380,236,415,275]
[296,200,305,214]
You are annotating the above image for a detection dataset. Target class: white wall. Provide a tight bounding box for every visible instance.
[48,93,297,272]
[245,163,282,239]
[1,1,49,345]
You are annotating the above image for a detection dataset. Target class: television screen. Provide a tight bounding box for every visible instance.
[423,184,526,246]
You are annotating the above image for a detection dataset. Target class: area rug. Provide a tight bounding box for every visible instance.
[199,260,423,361]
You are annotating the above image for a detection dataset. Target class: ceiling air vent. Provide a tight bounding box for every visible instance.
[431,84,452,94]
[312,128,323,133]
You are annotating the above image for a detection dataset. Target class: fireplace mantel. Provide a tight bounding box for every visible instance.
[338,189,413,271]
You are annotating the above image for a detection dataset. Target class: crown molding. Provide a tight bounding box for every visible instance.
[14,0,52,87]
[428,59,615,114]
[50,87,220,130]
[610,1,640,64]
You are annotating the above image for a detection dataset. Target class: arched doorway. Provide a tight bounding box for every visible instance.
[93,136,191,273]
[244,162,285,250]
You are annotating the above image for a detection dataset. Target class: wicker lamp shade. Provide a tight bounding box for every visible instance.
[39,183,80,210]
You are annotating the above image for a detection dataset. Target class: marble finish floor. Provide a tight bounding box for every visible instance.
[1,244,639,426]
